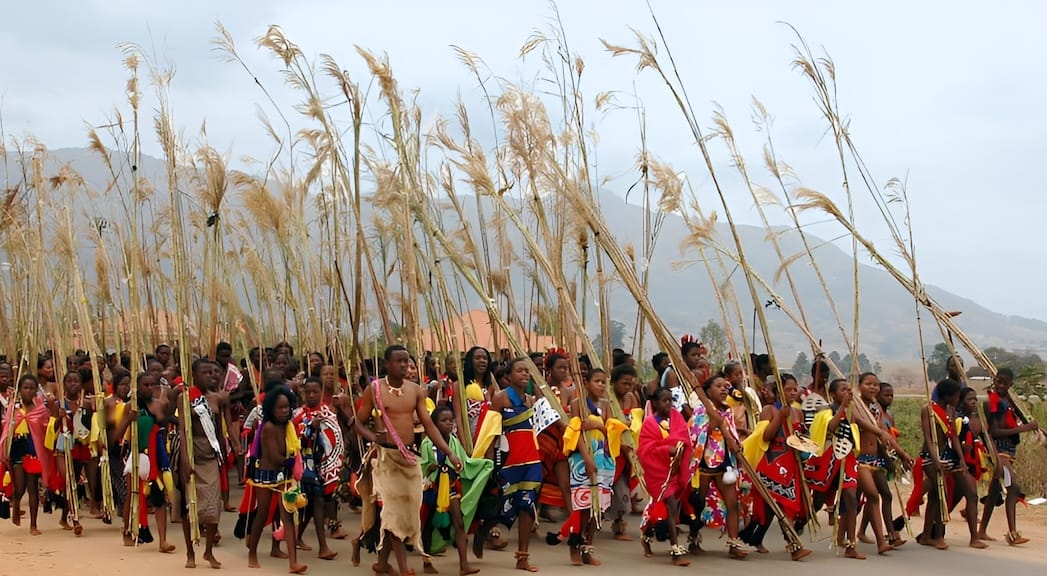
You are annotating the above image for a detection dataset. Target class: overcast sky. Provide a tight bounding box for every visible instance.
[2,0,1045,322]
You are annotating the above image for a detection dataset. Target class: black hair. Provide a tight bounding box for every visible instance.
[17,373,39,390]
[37,355,52,370]
[216,341,233,355]
[63,371,81,384]
[812,359,829,380]
[753,353,772,375]
[959,386,976,403]
[828,378,847,395]
[681,341,701,357]
[587,367,607,381]
[702,373,725,392]
[506,356,529,374]
[612,348,631,367]
[303,376,322,388]
[432,404,454,422]
[720,360,743,378]
[879,381,893,390]
[544,351,568,373]
[651,386,673,403]
[191,357,218,376]
[264,379,285,394]
[858,372,878,383]
[781,373,797,385]
[155,344,171,353]
[262,385,296,423]
[383,344,408,361]
[935,378,961,400]
[651,352,669,371]
[997,367,1014,380]
[463,346,494,387]
[611,364,638,383]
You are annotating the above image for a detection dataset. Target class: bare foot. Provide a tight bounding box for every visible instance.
[614,533,633,541]
[977,533,996,542]
[878,543,892,555]
[289,565,308,574]
[791,548,813,561]
[969,540,989,549]
[515,559,538,572]
[754,545,769,554]
[60,520,73,531]
[844,547,866,560]
[160,543,177,554]
[330,529,348,540]
[641,539,653,558]
[671,555,690,567]
[124,533,135,547]
[858,534,874,544]
[30,528,42,536]
[297,541,313,551]
[11,511,21,527]
[423,561,439,575]
[224,505,237,513]
[460,565,479,576]
[351,538,361,567]
[317,549,337,560]
[204,553,222,569]
[248,554,261,569]
[186,555,197,569]
[74,524,83,536]
[271,549,289,559]
[728,547,748,560]
[569,546,582,566]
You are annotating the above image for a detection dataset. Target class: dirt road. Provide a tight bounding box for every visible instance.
[0,488,1043,576]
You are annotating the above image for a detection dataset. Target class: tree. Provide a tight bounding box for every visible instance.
[839,352,874,375]
[927,342,952,381]
[792,351,811,378]
[699,320,728,368]
[828,350,842,366]
[592,319,627,352]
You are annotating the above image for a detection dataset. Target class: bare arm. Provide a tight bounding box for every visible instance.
[353,385,378,445]
[417,387,460,468]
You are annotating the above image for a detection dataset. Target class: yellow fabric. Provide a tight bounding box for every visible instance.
[809,409,860,457]
[284,421,301,457]
[14,409,28,436]
[465,381,485,403]
[436,469,451,512]
[425,397,436,414]
[471,411,502,459]
[90,409,105,444]
[629,408,644,441]
[742,420,771,466]
[161,470,174,493]
[563,416,583,454]
[44,417,59,450]
[606,418,629,459]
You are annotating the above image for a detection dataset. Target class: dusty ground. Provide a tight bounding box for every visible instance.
[0,486,1043,576]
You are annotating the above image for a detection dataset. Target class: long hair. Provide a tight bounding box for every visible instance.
[463,346,495,389]
[262,385,297,423]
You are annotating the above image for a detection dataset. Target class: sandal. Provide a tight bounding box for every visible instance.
[670,545,690,567]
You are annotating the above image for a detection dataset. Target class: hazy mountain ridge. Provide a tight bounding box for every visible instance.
[6,148,1046,361]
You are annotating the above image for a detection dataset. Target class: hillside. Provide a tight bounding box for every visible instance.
[5,147,1047,361]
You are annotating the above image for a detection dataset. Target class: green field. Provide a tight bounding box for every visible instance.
[890,397,1047,497]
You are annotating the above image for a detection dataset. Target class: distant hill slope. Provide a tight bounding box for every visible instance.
[6,148,1046,361]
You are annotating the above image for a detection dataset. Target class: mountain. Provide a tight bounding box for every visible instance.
[5,148,1047,362]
